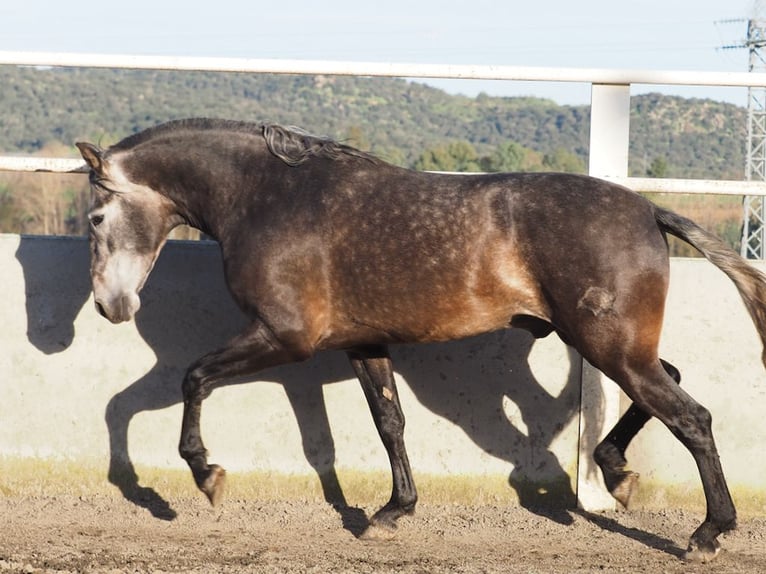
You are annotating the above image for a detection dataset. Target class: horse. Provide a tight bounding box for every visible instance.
[76,118,766,563]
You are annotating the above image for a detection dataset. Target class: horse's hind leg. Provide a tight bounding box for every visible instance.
[596,356,735,562]
[347,345,417,540]
[594,359,681,508]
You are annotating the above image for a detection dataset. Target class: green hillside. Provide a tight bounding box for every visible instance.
[0,66,748,179]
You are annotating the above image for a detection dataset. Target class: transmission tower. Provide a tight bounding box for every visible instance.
[742,0,766,259]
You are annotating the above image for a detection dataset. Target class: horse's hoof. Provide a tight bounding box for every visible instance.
[359,522,398,542]
[200,464,226,507]
[683,539,721,563]
[610,471,639,509]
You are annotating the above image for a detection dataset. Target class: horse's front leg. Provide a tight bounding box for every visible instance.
[179,321,305,506]
[348,345,417,540]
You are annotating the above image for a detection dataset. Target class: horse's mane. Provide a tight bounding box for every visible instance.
[110,118,377,167]
[262,123,375,166]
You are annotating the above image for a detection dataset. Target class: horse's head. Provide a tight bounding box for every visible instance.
[76,142,183,324]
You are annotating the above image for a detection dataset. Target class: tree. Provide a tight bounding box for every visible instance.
[541,148,585,173]
[0,182,24,231]
[480,141,528,172]
[647,156,669,178]
[413,141,481,172]
[345,125,370,152]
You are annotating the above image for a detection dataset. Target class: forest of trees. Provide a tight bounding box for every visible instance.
[0,66,750,251]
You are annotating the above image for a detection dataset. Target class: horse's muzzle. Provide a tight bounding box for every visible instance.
[95,300,109,320]
[94,293,140,324]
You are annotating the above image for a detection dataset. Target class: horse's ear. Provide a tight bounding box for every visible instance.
[76,142,106,175]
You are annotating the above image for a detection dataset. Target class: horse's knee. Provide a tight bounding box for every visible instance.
[378,387,406,427]
[182,364,213,402]
[370,399,405,449]
[181,374,196,400]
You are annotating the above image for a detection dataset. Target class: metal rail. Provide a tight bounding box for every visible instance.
[2,50,766,87]
[1,156,764,197]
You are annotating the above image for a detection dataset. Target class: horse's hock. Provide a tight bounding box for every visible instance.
[2,233,766,515]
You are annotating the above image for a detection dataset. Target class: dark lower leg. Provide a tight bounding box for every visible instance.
[594,359,680,507]
[177,322,302,507]
[349,346,417,534]
[179,392,226,505]
[680,418,737,562]
[610,360,735,562]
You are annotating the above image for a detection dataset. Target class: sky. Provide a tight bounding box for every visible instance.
[0,0,760,106]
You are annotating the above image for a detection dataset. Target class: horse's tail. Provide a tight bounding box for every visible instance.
[655,206,766,367]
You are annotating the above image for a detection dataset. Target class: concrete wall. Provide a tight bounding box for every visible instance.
[1,234,765,513]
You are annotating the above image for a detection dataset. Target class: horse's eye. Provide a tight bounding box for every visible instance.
[90,214,105,227]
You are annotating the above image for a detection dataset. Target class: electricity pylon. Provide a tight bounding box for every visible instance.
[742,1,766,259]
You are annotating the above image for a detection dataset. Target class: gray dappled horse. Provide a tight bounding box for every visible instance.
[77,118,766,563]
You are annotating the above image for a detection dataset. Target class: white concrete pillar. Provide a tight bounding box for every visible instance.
[577,83,631,511]
[588,84,631,178]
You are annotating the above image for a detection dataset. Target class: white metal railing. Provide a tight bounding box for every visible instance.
[1,50,766,87]
[0,156,87,173]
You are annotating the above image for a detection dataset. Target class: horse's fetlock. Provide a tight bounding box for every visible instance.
[716,513,737,533]
[394,487,418,515]
[594,441,621,467]
[179,442,207,462]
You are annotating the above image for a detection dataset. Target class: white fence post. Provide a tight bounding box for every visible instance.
[576,83,631,511]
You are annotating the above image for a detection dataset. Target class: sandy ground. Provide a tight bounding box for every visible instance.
[1,494,766,574]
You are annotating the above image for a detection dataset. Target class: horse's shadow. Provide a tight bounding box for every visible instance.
[395,337,585,526]
[15,235,91,355]
[17,237,594,535]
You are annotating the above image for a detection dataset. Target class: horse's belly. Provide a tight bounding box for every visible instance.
[323,295,544,348]
[323,233,548,347]
[401,300,534,342]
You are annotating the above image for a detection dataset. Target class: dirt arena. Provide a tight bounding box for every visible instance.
[2,493,765,574]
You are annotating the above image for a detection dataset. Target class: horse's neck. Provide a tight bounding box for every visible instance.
[164,157,264,241]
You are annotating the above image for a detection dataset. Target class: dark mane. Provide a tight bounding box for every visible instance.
[262,123,376,167]
[110,118,377,166]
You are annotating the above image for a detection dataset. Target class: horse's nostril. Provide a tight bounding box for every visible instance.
[95,300,107,318]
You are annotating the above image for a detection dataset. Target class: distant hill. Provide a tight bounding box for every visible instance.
[0,66,748,179]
